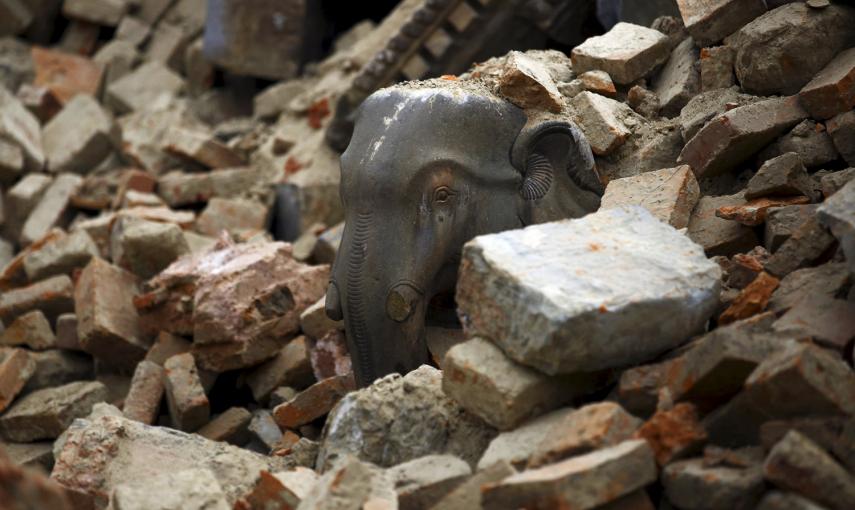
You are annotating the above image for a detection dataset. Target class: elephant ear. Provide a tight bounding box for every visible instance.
[510,120,604,201]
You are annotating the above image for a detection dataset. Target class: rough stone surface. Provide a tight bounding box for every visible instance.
[768,262,850,313]
[764,215,835,277]
[571,22,670,84]
[0,348,36,413]
[760,120,839,169]
[111,468,230,510]
[110,217,190,279]
[496,51,563,112]
[745,153,817,201]
[164,125,245,169]
[42,93,119,174]
[457,206,720,375]
[827,110,855,166]
[662,458,764,510]
[75,257,146,371]
[428,460,515,510]
[0,380,106,441]
[389,454,471,510]
[634,403,707,466]
[195,197,268,237]
[482,439,657,510]
[764,430,855,510]
[675,0,767,47]
[727,3,855,96]
[163,352,209,432]
[678,96,808,178]
[700,45,735,91]
[22,229,99,282]
[442,337,600,431]
[197,407,252,445]
[653,37,700,117]
[571,91,636,156]
[317,365,495,471]
[799,47,855,120]
[1,309,56,350]
[0,86,43,172]
[0,274,74,325]
[122,360,164,425]
[688,193,759,256]
[105,61,185,114]
[246,336,315,403]
[297,456,397,510]
[818,178,855,275]
[678,87,759,142]
[21,349,92,397]
[299,296,342,340]
[52,414,288,507]
[20,173,82,246]
[31,46,102,105]
[600,165,700,228]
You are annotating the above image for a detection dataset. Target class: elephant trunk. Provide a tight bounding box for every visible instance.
[325,212,431,387]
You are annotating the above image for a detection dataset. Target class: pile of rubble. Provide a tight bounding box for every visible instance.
[1,0,855,509]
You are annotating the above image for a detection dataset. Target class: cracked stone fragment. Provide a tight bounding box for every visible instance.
[197,407,251,445]
[22,229,99,282]
[765,204,824,252]
[457,206,720,375]
[0,380,106,441]
[51,414,289,508]
[745,153,817,201]
[237,468,318,510]
[482,439,657,510]
[571,22,670,84]
[443,337,608,431]
[678,96,807,178]
[164,125,245,169]
[246,336,314,403]
[675,0,767,47]
[195,197,268,237]
[700,45,735,91]
[428,461,515,510]
[272,373,354,430]
[817,178,855,276]
[63,0,129,27]
[827,110,855,165]
[600,165,699,229]
[764,430,855,510]
[634,403,707,466]
[570,90,635,156]
[110,217,190,279]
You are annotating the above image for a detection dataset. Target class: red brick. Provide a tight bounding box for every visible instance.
[122,360,164,425]
[716,196,811,226]
[163,352,209,432]
[718,271,779,325]
[272,374,355,429]
[0,348,35,413]
[634,403,707,466]
[31,46,103,105]
[799,48,855,120]
[0,274,74,325]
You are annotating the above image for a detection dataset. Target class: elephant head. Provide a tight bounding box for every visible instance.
[325,83,603,387]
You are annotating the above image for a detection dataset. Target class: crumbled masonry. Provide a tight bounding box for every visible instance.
[0,1,854,509]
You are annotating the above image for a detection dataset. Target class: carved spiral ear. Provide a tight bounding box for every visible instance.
[520,153,553,200]
[511,120,604,199]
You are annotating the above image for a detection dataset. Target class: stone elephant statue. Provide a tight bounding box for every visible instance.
[325,81,604,387]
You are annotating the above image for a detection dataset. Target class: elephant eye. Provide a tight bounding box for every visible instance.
[433,186,454,203]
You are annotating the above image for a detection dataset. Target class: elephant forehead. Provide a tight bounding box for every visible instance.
[345,88,527,178]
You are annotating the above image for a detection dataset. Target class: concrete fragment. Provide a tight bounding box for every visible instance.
[23,229,98,282]
[482,440,657,510]
[704,342,855,446]
[496,51,563,112]
[570,90,635,156]
[700,45,735,91]
[298,456,397,510]
[614,358,680,417]
[428,461,514,510]
[247,336,314,403]
[146,21,188,70]
[105,61,185,114]
[0,275,74,325]
[571,22,669,84]
[678,96,808,178]
[197,407,251,445]
[21,349,93,394]
[20,174,82,247]
[163,352,209,432]
[317,366,494,470]
[164,125,245,169]
[529,398,653,467]
[663,458,764,510]
[0,348,35,413]
[74,257,147,372]
[1,310,55,350]
[768,262,849,313]
[195,197,267,237]
[764,215,835,277]
[687,193,758,257]
[799,48,855,120]
[145,331,191,366]
[457,206,720,375]
[600,165,699,228]
[626,85,660,118]
[52,414,289,507]
[110,217,190,279]
[634,403,707,466]
[389,454,471,510]
[122,360,164,424]
[745,153,817,201]
[827,110,855,165]
[93,39,139,90]
[442,337,595,431]
[675,0,767,47]
[0,86,44,172]
[0,380,106,441]
[764,430,855,510]
[272,373,354,430]
[653,37,700,117]
[111,468,229,510]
